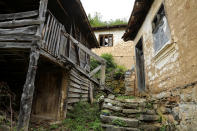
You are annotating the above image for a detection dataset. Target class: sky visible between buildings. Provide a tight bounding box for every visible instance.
[81,0,135,21]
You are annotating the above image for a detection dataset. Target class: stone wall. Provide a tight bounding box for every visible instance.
[131,0,197,130]
[92,41,135,69]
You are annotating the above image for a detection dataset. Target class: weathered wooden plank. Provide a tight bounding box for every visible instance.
[17,47,39,131]
[0,35,40,41]
[0,19,44,28]
[89,65,101,77]
[67,98,89,104]
[0,10,39,21]
[64,32,106,64]
[81,86,89,91]
[89,83,93,104]
[48,20,57,53]
[100,64,106,86]
[46,17,55,51]
[0,26,37,35]
[55,24,62,57]
[52,24,60,56]
[68,93,88,98]
[70,81,81,89]
[69,87,88,94]
[0,42,33,48]
[43,14,51,45]
[70,76,81,85]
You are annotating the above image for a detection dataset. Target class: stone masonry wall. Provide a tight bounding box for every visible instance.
[132,0,197,130]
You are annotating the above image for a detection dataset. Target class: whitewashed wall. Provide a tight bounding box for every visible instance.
[94,28,126,46]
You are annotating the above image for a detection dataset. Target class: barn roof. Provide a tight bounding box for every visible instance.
[122,0,154,41]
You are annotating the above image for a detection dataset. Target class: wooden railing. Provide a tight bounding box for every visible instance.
[41,11,106,85]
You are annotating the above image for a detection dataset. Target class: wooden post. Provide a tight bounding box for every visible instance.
[17,47,39,131]
[100,64,106,87]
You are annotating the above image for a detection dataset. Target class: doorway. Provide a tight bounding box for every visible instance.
[135,38,145,91]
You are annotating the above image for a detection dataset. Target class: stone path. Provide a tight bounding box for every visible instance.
[100,94,162,131]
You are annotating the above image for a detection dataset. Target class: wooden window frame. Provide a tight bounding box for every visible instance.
[152,4,171,53]
[99,34,113,47]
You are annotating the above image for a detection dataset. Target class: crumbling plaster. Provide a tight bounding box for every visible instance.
[133,0,197,94]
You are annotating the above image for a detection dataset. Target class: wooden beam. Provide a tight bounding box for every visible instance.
[0,35,40,41]
[63,32,106,64]
[88,65,101,77]
[17,46,39,131]
[0,42,33,49]
[0,19,44,28]
[0,26,37,35]
[0,10,39,21]
[100,64,106,86]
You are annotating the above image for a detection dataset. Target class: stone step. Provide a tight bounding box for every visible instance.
[100,115,139,128]
[138,115,160,121]
[102,124,140,131]
[139,124,161,131]
[103,103,123,112]
[115,98,146,104]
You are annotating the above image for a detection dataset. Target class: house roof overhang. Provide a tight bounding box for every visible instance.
[92,24,127,31]
[122,0,154,41]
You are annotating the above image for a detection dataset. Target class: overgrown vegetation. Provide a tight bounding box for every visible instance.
[63,102,103,131]
[88,12,127,27]
[91,53,127,94]
[116,95,135,100]
[112,118,127,127]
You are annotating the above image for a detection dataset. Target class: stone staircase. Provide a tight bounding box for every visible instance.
[100,94,162,131]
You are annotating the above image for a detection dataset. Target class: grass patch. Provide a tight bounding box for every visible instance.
[63,102,103,131]
[116,95,135,100]
[112,119,127,127]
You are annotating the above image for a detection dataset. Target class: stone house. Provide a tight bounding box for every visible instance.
[122,0,197,130]
[92,25,135,69]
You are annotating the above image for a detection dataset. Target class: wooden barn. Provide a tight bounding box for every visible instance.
[0,0,106,130]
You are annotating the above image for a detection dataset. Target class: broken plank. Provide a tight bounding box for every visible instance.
[0,10,39,21]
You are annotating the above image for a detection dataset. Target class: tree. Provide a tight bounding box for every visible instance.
[88,12,127,27]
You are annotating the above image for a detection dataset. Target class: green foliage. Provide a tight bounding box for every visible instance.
[160,125,166,131]
[112,119,127,127]
[116,95,135,100]
[101,53,117,74]
[88,12,127,27]
[114,65,127,80]
[146,102,153,109]
[63,102,103,131]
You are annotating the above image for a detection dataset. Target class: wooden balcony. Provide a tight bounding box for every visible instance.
[0,10,106,85]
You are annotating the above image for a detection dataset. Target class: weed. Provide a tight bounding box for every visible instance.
[112,119,127,127]
[116,95,135,100]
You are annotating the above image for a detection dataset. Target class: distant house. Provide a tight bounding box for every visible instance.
[123,0,197,130]
[93,24,127,47]
[92,25,135,69]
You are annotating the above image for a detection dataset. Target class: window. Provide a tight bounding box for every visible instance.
[99,34,113,47]
[152,4,171,52]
